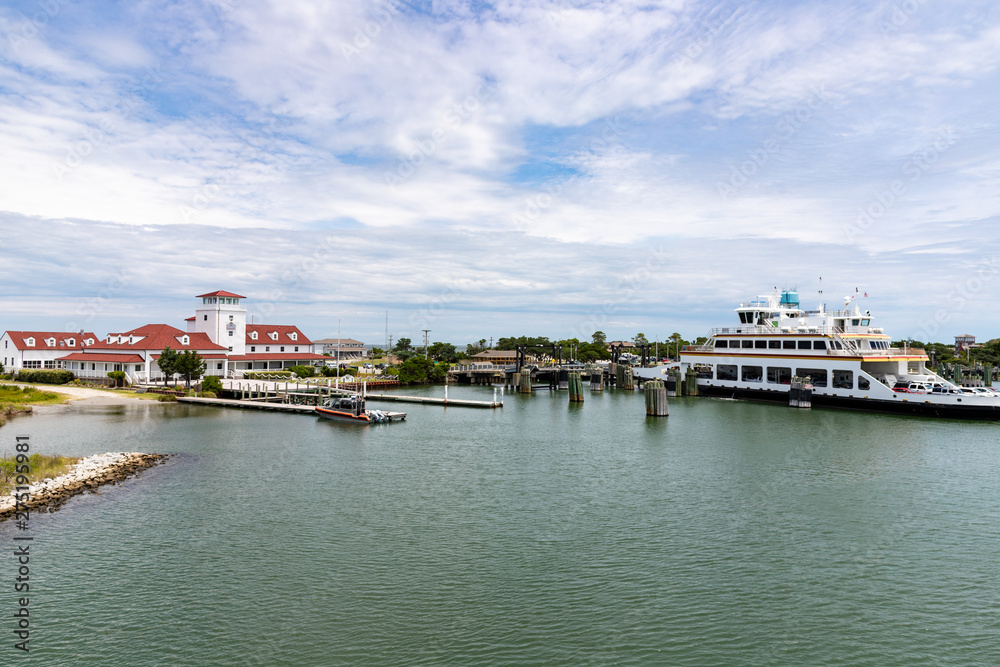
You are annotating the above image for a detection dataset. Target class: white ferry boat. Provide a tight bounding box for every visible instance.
[634,288,1000,419]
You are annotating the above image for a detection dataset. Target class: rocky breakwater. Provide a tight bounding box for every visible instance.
[0,452,170,520]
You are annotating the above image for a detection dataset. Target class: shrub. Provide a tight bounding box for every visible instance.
[201,391,217,399]
[243,371,293,379]
[201,375,223,394]
[289,365,315,378]
[16,369,75,384]
[107,371,127,387]
[156,394,178,402]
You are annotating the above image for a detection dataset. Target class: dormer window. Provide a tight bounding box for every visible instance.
[26,337,35,347]
[117,335,124,344]
[107,336,114,344]
[250,331,258,340]
[128,336,134,344]
[46,337,55,347]
[181,335,189,345]
[290,332,297,341]
[269,332,278,341]
[67,338,75,347]
[85,338,93,346]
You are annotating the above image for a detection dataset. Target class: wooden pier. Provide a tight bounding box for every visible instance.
[176,396,408,420]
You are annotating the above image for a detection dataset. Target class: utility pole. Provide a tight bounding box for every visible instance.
[336,318,341,378]
[422,329,431,359]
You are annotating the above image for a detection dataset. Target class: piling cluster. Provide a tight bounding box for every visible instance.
[644,379,669,416]
[0,452,170,520]
[568,372,584,403]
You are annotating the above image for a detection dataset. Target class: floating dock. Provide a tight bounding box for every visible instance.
[177,396,408,420]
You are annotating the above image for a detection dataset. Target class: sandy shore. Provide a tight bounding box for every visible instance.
[11,383,147,406]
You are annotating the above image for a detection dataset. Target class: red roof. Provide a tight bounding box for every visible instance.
[151,353,228,360]
[3,331,99,350]
[184,316,196,321]
[246,324,314,346]
[91,324,229,352]
[196,290,246,299]
[57,352,145,363]
[228,353,327,361]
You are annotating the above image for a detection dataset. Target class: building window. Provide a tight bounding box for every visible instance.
[251,346,255,352]
[204,315,208,321]
[229,331,234,337]
[280,347,284,352]
[24,360,41,369]
[767,367,791,384]
[46,338,55,347]
[229,315,233,321]
[294,346,298,352]
[290,333,297,341]
[266,347,270,352]
[217,362,223,369]
[250,331,257,340]
[717,364,737,380]
[228,347,233,352]
[44,360,56,369]
[26,338,34,347]
[135,365,142,372]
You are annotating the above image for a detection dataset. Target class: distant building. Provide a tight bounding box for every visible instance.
[470,350,519,365]
[312,338,368,360]
[955,334,976,352]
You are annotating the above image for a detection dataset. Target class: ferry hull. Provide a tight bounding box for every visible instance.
[695,384,1000,420]
[315,406,371,423]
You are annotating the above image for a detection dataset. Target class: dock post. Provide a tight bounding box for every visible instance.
[589,366,603,391]
[445,384,449,403]
[645,379,668,416]
[519,369,532,394]
[684,368,698,396]
[666,371,678,397]
[619,365,634,390]
[790,377,812,408]
[569,372,584,403]
[559,369,569,391]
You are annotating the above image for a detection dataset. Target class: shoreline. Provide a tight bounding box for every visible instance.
[0,452,170,520]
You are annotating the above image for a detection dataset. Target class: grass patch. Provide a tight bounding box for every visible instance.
[0,384,72,427]
[0,453,81,494]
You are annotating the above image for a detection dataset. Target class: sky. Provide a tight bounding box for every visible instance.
[2,0,1000,348]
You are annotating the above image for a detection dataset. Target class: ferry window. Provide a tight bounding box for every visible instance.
[831,341,843,350]
[755,340,766,349]
[796,368,827,387]
[813,341,827,349]
[768,341,780,349]
[741,365,763,382]
[783,341,796,349]
[861,319,870,326]
[715,340,728,348]
[717,364,737,380]
[767,367,791,384]
[833,370,853,389]
[742,340,753,348]
[859,377,870,390]
[852,319,860,326]
[798,341,811,349]
[739,312,748,324]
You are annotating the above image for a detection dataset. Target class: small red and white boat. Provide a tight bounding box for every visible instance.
[315,395,405,423]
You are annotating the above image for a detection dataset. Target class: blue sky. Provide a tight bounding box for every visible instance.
[2,0,999,348]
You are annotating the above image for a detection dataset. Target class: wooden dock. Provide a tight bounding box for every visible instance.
[176,396,408,420]
[362,392,502,408]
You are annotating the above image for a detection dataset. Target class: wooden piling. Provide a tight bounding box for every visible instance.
[684,368,698,396]
[666,371,678,397]
[644,379,668,416]
[519,369,532,394]
[589,366,603,391]
[568,372,584,403]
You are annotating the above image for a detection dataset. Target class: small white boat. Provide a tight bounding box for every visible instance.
[315,395,405,423]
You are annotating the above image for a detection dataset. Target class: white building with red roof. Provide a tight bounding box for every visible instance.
[6,291,329,383]
[1,331,99,373]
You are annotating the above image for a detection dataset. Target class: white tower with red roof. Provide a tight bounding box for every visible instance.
[193,291,247,355]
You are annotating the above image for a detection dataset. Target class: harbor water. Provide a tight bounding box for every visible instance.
[5,385,1000,665]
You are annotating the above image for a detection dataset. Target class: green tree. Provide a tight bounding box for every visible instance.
[394,337,412,352]
[428,342,459,363]
[158,346,178,387]
[668,332,683,359]
[633,333,650,348]
[370,347,385,357]
[592,331,607,346]
[201,375,223,394]
[174,350,207,389]
[289,365,315,378]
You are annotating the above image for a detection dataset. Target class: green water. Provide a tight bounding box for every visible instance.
[4,387,1000,665]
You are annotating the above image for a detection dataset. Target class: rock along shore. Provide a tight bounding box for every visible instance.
[0,452,170,520]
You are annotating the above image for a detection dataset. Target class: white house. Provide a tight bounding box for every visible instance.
[312,338,368,360]
[1,331,99,373]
